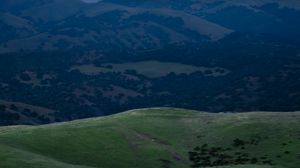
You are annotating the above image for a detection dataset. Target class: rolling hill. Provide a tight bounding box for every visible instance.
[1,0,300,124]
[1,0,300,52]
[0,108,299,168]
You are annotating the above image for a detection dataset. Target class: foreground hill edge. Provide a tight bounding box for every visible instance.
[0,108,299,168]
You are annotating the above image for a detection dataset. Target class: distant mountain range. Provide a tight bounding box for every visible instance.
[0,0,300,125]
[1,0,300,53]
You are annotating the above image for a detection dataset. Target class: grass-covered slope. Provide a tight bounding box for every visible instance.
[0,108,299,168]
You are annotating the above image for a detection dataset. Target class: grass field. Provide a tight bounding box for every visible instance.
[0,108,299,168]
[72,61,228,78]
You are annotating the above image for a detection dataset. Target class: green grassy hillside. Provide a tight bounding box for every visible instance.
[0,108,299,168]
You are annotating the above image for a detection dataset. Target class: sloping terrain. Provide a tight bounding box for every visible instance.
[0,0,231,52]
[1,32,299,125]
[0,108,299,168]
[0,99,56,125]
[1,0,300,52]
